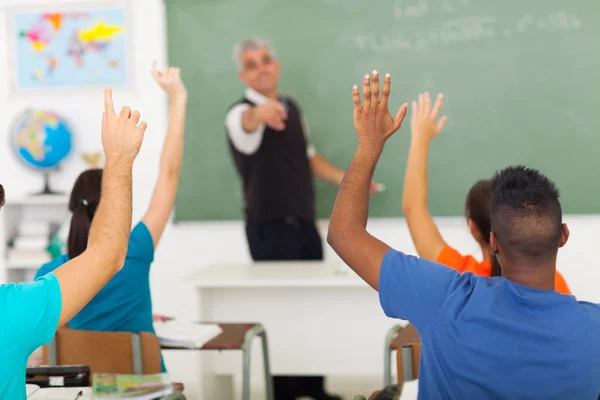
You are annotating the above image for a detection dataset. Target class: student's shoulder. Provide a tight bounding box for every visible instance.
[578,301,600,323]
[126,222,154,262]
[35,255,69,279]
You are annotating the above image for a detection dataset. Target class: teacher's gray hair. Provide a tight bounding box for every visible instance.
[232,36,276,72]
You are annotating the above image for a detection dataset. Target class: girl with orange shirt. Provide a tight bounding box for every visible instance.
[401,92,571,294]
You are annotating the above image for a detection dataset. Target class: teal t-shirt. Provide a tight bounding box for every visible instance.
[35,222,165,371]
[0,272,62,398]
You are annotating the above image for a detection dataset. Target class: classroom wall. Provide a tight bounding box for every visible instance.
[1,0,600,381]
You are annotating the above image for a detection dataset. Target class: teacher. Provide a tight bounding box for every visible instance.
[225,36,375,400]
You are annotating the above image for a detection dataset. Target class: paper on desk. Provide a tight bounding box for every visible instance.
[154,320,222,348]
[28,387,91,399]
[26,384,39,397]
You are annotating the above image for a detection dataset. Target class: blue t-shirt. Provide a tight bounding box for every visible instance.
[0,273,62,398]
[35,222,165,371]
[379,249,600,399]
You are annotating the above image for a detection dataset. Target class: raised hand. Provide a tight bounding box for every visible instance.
[256,101,287,131]
[410,92,447,144]
[353,70,408,149]
[152,61,187,101]
[102,87,147,164]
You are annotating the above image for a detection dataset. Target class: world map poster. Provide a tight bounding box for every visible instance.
[12,6,129,90]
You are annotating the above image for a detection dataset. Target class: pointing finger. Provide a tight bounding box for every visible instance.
[104,86,115,115]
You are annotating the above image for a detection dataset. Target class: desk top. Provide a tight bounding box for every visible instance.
[186,262,369,288]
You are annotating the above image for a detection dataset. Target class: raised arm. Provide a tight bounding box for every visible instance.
[401,92,448,261]
[54,87,146,326]
[141,63,187,246]
[327,71,407,290]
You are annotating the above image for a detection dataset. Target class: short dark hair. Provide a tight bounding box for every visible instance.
[0,184,5,209]
[490,166,562,261]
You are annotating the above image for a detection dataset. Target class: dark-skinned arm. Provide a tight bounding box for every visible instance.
[327,70,407,290]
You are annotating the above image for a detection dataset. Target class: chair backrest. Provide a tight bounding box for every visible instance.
[43,328,162,375]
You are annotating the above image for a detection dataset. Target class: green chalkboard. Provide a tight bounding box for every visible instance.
[166,0,599,221]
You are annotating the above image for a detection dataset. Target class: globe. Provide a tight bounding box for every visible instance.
[10,109,73,194]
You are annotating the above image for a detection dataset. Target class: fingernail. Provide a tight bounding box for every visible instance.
[385,73,391,79]
[353,85,358,90]
[372,69,378,75]
[364,74,369,80]
[105,86,110,90]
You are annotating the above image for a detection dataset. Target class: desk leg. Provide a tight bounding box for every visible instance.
[383,324,402,387]
[241,324,274,400]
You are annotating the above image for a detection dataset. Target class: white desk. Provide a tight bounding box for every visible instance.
[187,262,399,380]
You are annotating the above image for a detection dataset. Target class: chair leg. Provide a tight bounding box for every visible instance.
[242,324,274,400]
[242,345,251,400]
[258,328,274,400]
[383,324,402,386]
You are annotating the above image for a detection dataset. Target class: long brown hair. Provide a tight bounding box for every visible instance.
[67,169,103,259]
[465,180,502,277]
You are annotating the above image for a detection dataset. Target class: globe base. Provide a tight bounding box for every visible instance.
[32,172,63,196]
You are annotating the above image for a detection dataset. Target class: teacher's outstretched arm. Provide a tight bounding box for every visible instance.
[327,70,407,290]
[142,63,188,246]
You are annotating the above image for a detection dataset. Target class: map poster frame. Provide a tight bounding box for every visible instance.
[5,0,134,96]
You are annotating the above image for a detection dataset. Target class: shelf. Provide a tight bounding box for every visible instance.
[5,194,69,206]
[5,259,49,270]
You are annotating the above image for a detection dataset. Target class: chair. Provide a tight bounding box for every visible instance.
[44,328,162,374]
[383,324,420,386]
[161,323,274,400]
[397,343,420,383]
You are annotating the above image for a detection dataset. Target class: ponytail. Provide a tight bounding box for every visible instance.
[490,254,502,277]
[66,169,103,259]
[67,201,93,259]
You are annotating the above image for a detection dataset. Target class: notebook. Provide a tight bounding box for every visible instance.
[153,320,222,349]
[92,373,172,399]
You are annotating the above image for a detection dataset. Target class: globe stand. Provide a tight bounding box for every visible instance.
[32,171,62,196]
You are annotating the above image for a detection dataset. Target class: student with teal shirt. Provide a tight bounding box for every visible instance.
[0,87,148,398]
[327,71,600,398]
[35,64,187,373]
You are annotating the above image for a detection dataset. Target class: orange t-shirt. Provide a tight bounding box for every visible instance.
[436,245,572,295]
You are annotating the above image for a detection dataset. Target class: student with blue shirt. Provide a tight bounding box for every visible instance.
[0,88,147,398]
[35,64,187,373]
[327,70,600,398]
